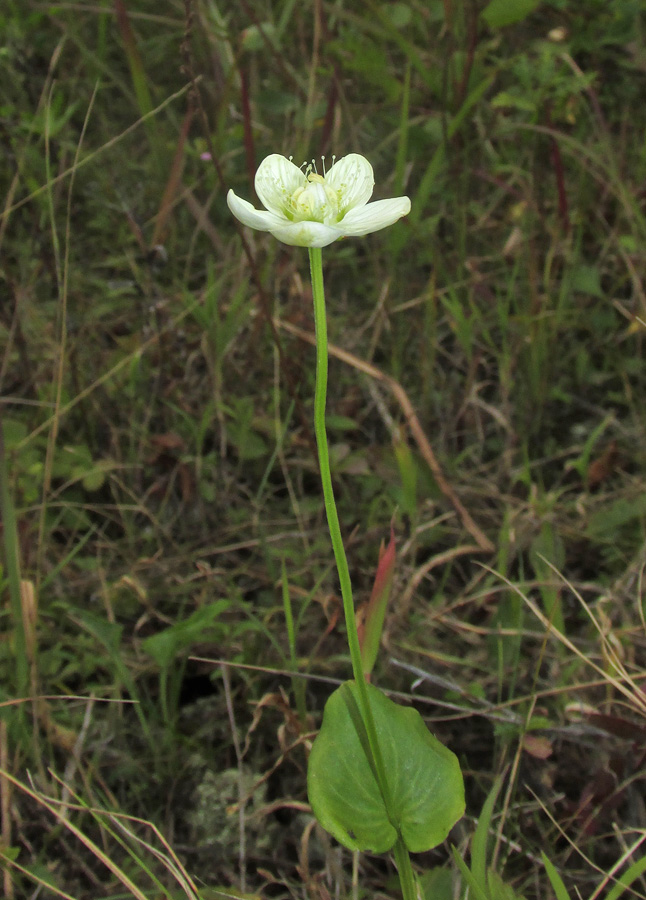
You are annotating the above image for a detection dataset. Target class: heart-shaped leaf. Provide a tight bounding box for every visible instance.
[307,680,464,853]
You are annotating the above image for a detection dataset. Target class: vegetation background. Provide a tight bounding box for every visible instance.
[2,0,646,898]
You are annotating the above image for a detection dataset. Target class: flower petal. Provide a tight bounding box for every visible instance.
[227,190,288,232]
[338,196,411,236]
[267,220,343,248]
[326,154,374,212]
[255,154,306,214]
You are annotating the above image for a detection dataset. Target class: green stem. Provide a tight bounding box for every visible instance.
[308,247,415,900]
[393,836,418,900]
[308,249,366,714]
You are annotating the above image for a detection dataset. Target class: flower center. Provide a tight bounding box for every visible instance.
[289,171,341,224]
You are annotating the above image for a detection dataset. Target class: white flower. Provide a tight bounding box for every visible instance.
[227,153,411,248]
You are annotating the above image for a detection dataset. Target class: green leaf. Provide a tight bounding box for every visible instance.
[2,418,29,446]
[142,600,230,669]
[471,777,503,890]
[380,2,412,28]
[75,608,123,652]
[488,870,527,900]
[490,90,537,113]
[325,415,360,432]
[73,609,152,744]
[452,849,490,900]
[605,852,646,900]
[394,439,417,521]
[570,264,603,298]
[586,494,646,541]
[307,681,464,853]
[418,867,455,900]
[541,853,571,900]
[228,398,269,461]
[618,234,637,253]
[81,466,106,492]
[481,0,541,29]
[241,22,277,53]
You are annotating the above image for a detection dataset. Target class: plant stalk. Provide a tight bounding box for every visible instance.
[308,247,416,900]
[393,836,418,900]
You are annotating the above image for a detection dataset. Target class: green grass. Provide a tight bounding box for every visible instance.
[2,0,646,898]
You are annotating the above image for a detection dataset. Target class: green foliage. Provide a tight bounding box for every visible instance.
[481,0,542,29]
[542,853,571,900]
[142,600,231,726]
[418,867,456,900]
[454,779,526,900]
[308,680,464,853]
[142,602,231,669]
[3,0,646,894]
[605,852,646,900]
[529,519,566,634]
[227,397,270,461]
[74,608,153,747]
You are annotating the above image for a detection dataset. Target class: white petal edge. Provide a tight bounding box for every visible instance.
[227,190,288,232]
[338,196,411,237]
[267,219,343,248]
[255,154,306,214]
[326,153,374,212]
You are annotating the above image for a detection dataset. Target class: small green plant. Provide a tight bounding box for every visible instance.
[228,151,465,899]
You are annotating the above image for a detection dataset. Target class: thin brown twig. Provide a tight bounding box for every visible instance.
[151,107,193,247]
[0,721,12,899]
[399,543,484,617]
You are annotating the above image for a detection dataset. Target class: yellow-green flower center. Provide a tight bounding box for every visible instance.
[289,172,341,224]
